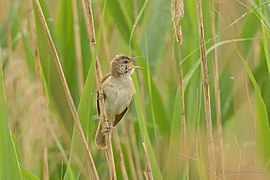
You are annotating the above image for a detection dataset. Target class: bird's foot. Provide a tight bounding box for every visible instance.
[101,125,113,133]
[97,93,105,101]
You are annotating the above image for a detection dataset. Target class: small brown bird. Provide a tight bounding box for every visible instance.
[95,54,142,150]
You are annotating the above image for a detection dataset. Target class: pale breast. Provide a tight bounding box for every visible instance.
[103,76,135,116]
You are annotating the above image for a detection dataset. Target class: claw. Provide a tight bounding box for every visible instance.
[101,125,112,133]
[97,93,105,101]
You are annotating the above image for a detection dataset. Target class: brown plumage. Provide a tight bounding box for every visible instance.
[95,55,141,150]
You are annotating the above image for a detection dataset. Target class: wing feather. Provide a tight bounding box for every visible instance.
[113,100,133,127]
[97,73,111,117]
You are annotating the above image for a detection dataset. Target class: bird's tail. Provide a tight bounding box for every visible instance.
[95,122,106,150]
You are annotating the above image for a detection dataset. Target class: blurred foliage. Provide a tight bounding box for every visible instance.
[0,0,269,179]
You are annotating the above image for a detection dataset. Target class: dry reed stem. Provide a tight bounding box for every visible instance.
[83,0,116,179]
[120,122,138,180]
[171,0,189,179]
[72,0,84,94]
[196,0,216,179]
[129,121,144,180]
[32,0,99,179]
[113,129,128,180]
[178,152,197,161]
[209,1,225,179]
[143,141,153,180]
[42,147,49,180]
[235,136,242,180]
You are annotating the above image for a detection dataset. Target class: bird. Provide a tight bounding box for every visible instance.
[95,54,142,150]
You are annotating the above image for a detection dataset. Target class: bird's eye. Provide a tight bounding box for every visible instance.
[123,60,129,63]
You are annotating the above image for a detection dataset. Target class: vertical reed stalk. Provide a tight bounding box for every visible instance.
[235,136,242,180]
[32,0,99,179]
[209,0,225,179]
[113,129,128,179]
[129,121,144,180]
[120,122,138,180]
[171,0,188,178]
[196,0,216,179]
[83,0,116,178]
[143,141,153,180]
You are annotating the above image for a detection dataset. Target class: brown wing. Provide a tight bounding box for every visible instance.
[113,100,133,127]
[97,73,111,117]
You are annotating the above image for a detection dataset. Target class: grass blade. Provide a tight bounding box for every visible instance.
[32,0,99,178]
[133,74,163,179]
[237,50,270,170]
[0,49,22,180]
[258,0,270,75]
[32,0,74,134]
[56,0,79,105]
[21,166,39,180]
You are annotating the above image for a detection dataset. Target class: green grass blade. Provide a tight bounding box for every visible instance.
[32,0,74,135]
[183,38,255,90]
[258,0,270,76]
[0,0,21,49]
[107,0,132,43]
[64,1,107,178]
[21,166,39,180]
[166,87,181,178]
[0,51,22,180]
[237,50,270,168]
[129,0,148,55]
[76,0,91,80]
[133,74,163,179]
[139,0,170,71]
[21,31,36,75]
[56,0,79,105]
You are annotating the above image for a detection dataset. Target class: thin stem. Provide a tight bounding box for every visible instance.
[121,122,138,180]
[171,0,188,178]
[143,141,153,180]
[113,129,128,180]
[32,0,99,179]
[83,0,116,179]
[129,121,144,180]
[209,0,225,179]
[196,0,216,179]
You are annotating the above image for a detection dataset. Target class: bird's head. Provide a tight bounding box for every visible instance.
[110,54,142,77]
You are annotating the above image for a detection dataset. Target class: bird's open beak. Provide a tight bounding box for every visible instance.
[130,56,143,69]
[131,65,143,69]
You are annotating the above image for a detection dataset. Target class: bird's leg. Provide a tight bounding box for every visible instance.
[101,116,113,134]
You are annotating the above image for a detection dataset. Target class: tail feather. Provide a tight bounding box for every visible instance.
[95,122,106,150]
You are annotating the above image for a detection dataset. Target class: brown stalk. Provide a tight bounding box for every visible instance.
[171,0,188,178]
[120,122,138,180]
[83,0,116,179]
[143,141,153,180]
[112,129,128,179]
[32,0,99,179]
[235,136,242,180]
[129,121,144,180]
[209,1,225,179]
[42,147,49,180]
[196,0,216,179]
